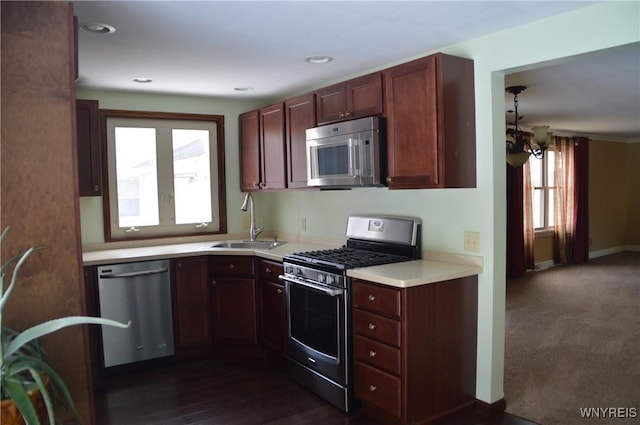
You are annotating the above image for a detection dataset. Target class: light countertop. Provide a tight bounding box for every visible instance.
[82,240,341,266]
[347,258,482,288]
[83,240,482,288]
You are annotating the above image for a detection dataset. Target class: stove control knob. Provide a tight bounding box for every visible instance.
[285,265,294,274]
[318,274,326,283]
[325,275,335,285]
[294,267,303,276]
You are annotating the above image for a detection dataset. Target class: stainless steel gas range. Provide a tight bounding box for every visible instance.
[280,215,422,412]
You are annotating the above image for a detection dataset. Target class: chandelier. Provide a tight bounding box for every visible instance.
[505,85,552,167]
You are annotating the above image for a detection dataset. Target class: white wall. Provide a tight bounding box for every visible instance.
[78,0,640,406]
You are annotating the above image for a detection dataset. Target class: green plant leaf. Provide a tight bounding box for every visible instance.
[5,316,130,358]
[4,378,41,425]
[0,245,43,313]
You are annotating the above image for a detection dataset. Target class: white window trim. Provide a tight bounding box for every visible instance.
[532,150,555,232]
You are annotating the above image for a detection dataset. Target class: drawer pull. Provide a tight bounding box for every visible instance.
[368,323,376,331]
[368,294,376,302]
[369,350,377,358]
[265,267,271,273]
[369,385,377,392]
[276,288,283,294]
[229,264,235,269]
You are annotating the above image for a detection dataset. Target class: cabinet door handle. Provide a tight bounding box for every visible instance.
[368,294,376,302]
[369,350,377,358]
[228,264,234,269]
[265,267,271,273]
[368,323,376,331]
[369,385,377,392]
[211,280,216,285]
[93,185,100,192]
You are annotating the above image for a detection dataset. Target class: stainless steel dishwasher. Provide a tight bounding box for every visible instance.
[97,260,175,367]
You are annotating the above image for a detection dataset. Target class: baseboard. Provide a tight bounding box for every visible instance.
[533,260,555,271]
[589,245,640,259]
[475,398,506,417]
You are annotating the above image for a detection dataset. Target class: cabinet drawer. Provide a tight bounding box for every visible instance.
[210,256,254,276]
[258,259,283,282]
[353,309,401,347]
[353,280,401,319]
[354,334,401,375]
[354,361,401,419]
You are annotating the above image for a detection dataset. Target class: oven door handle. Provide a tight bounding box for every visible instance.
[279,275,344,297]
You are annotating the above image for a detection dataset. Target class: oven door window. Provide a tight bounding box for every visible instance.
[288,283,340,360]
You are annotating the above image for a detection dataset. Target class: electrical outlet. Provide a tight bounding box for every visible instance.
[242,215,251,230]
[300,217,307,232]
[464,231,480,252]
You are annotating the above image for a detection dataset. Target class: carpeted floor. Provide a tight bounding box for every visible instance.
[504,251,640,425]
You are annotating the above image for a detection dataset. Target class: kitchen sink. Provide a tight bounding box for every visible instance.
[207,240,287,250]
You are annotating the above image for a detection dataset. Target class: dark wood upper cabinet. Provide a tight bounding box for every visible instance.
[285,93,316,189]
[260,103,287,190]
[76,99,102,196]
[384,53,476,189]
[239,104,287,191]
[239,110,261,191]
[315,72,383,125]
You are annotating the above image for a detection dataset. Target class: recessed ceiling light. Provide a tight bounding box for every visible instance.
[80,22,116,35]
[305,56,333,64]
[234,87,254,92]
[133,78,152,83]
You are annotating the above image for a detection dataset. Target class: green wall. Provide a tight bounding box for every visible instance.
[78,1,640,406]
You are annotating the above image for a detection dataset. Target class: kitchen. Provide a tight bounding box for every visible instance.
[2,1,638,425]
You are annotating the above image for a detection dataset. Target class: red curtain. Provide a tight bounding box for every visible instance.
[572,137,590,263]
[506,163,526,278]
[553,136,590,264]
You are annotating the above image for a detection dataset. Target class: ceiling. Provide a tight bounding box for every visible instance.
[72,1,640,141]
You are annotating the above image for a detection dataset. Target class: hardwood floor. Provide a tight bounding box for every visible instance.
[93,357,537,425]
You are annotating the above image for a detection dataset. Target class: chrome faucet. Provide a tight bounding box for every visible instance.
[240,192,263,241]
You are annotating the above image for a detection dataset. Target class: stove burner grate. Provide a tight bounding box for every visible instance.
[291,247,411,270]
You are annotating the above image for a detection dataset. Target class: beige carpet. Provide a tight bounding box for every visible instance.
[504,251,640,425]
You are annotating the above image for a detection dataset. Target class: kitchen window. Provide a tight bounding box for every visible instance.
[102,110,226,240]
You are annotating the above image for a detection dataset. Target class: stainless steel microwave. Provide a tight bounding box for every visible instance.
[306,116,386,188]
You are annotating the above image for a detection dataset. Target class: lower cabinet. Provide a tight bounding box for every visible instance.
[173,257,212,355]
[352,276,478,424]
[209,256,257,343]
[257,259,286,360]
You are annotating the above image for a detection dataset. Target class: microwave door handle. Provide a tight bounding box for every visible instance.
[348,138,359,177]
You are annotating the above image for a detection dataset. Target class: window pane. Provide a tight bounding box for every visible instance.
[173,129,212,224]
[114,127,159,227]
[529,157,542,187]
[547,151,555,186]
[548,188,555,227]
[533,188,544,229]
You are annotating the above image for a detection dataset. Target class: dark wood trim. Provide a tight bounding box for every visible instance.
[98,109,227,242]
[475,398,507,417]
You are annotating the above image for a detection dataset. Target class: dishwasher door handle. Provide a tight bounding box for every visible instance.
[99,267,169,279]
